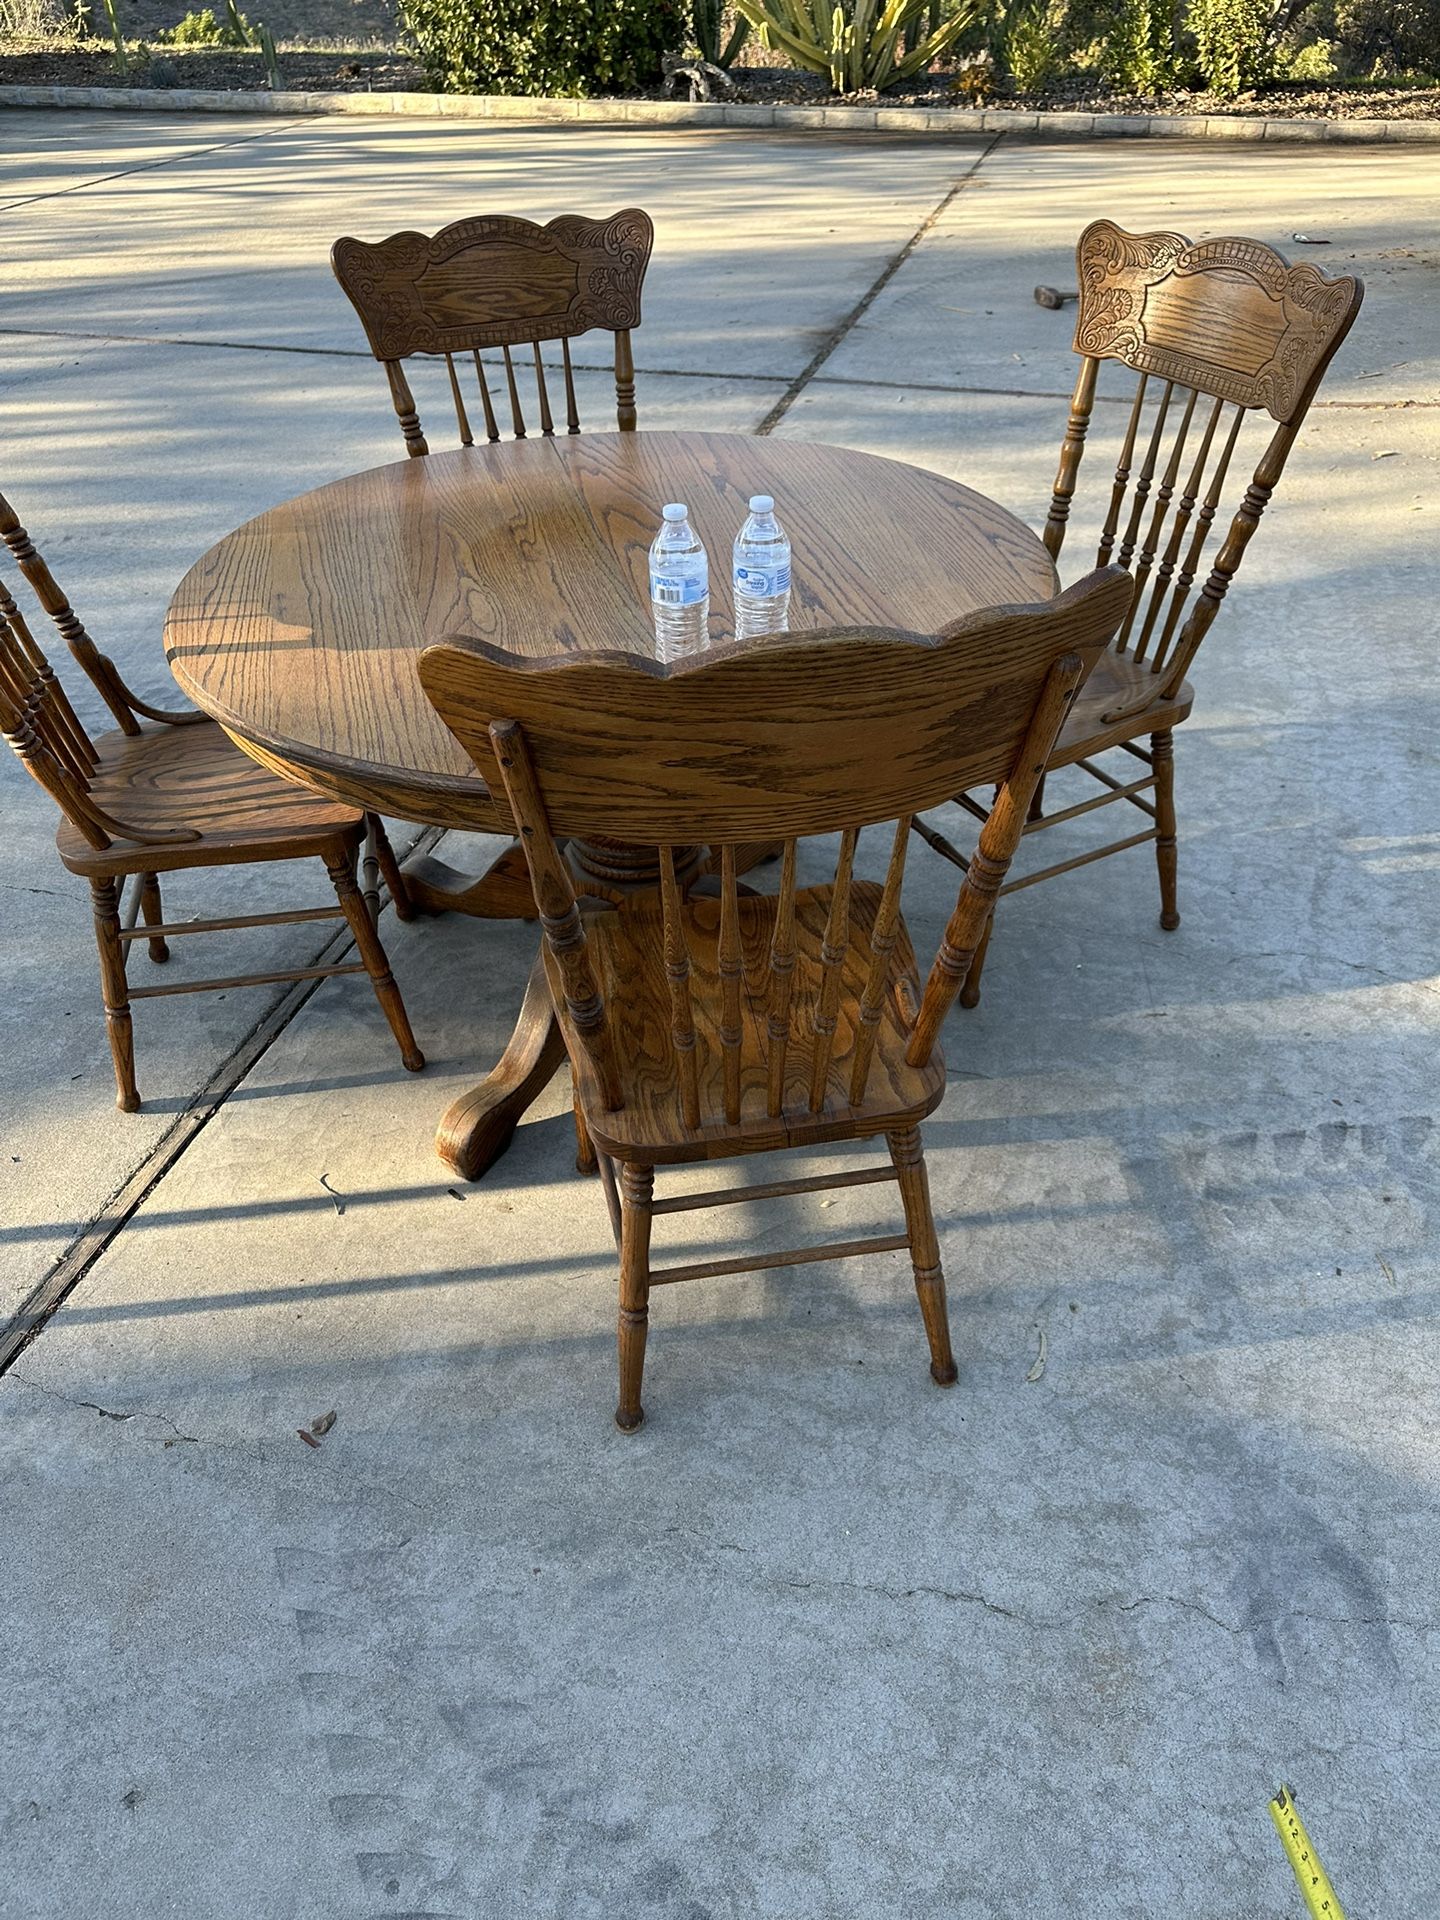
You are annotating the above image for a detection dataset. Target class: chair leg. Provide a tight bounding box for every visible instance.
[616,1163,654,1432]
[361,816,382,925]
[887,1125,957,1386]
[322,843,425,1072]
[959,908,995,1011]
[1151,729,1180,931]
[138,872,169,964]
[573,1098,598,1176]
[368,814,415,922]
[90,877,140,1112]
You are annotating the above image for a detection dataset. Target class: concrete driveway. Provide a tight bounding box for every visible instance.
[0,111,1437,1918]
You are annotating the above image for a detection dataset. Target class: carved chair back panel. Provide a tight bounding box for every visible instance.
[1073,218,1362,422]
[332,209,654,455]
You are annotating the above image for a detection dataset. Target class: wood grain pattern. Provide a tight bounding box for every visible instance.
[926,222,1364,1008]
[331,209,653,456]
[166,432,1059,832]
[423,571,1130,1426]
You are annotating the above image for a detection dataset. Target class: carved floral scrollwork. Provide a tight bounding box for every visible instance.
[332,208,655,362]
[1073,218,1360,421]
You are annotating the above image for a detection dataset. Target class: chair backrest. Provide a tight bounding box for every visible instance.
[331,208,655,458]
[0,573,110,847]
[420,568,1133,1126]
[1045,220,1362,702]
[0,488,143,735]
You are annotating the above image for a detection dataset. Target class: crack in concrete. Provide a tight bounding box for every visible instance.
[9,1367,199,1443]
[767,1565,1437,1636]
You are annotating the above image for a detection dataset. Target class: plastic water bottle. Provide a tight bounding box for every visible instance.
[649,503,709,662]
[732,495,791,641]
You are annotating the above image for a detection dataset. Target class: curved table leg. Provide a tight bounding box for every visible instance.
[437,948,567,1182]
[405,842,537,920]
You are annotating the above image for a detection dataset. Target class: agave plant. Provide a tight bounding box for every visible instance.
[733,0,979,92]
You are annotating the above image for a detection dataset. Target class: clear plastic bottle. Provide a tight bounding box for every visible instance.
[732,494,792,641]
[648,503,710,663]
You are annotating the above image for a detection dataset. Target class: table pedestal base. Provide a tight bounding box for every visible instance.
[435,950,566,1182]
[412,836,780,1181]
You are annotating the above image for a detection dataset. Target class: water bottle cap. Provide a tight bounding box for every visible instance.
[748,495,774,513]
[662,502,688,521]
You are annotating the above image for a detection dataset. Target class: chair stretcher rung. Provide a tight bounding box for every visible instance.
[118,904,345,941]
[650,1163,899,1216]
[649,1232,911,1288]
[999,827,1158,895]
[128,961,367,998]
[1024,776,1156,832]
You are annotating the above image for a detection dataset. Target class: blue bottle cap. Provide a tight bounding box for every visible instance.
[749,495,774,513]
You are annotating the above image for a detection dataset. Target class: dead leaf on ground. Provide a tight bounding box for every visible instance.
[297,1428,321,1449]
[1024,1327,1047,1384]
[319,1173,346,1216]
[310,1410,337,1436]
[1377,1255,1396,1286]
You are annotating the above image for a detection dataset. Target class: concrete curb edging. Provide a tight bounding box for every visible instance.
[1,81,1438,140]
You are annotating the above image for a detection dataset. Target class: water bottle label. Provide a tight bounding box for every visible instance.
[651,571,708,608]
[734,561,791,598]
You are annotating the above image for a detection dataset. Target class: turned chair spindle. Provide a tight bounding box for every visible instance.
[331,209,654,457]
[918,218,1364,1008]
[420,568,1133,1430]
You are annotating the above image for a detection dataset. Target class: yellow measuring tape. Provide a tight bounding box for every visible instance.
[1270,1786,1347,1920]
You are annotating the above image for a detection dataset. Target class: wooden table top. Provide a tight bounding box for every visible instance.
[165,430,1058,830]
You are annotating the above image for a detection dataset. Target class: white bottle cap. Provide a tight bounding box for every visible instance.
[662,502,688,521]
[749,495,774,513]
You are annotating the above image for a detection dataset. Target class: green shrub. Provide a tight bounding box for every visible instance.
[1284,32,1337,75]
[401,0,684,95]
[1101,0,1179,89]
[1003,0,1069,89]
[1327,0,1440,72]
[734,0,983,93]
[1188,0,1277,91]
[158,3,253,42]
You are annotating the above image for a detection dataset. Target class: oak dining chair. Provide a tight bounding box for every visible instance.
[915,219,1364,1007]
[331,208,655,458]
[421,566,1133,1429]
[0,490,424,1112]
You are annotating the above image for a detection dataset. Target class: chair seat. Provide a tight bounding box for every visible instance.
[56,720,363,878]
[555,879,948,1166]
[1051,646,1194,766]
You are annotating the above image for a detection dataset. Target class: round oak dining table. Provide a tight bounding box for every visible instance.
[165,429,1057,1179]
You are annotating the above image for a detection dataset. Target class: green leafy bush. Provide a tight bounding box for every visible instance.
[1188,0,1276,91]
[1283,32,1337,75]
[1003,0,1069,90]
[1101,0,1179,88]
[733,0,982,92]
[1325,0,1440,72]
[158,3,253,43]
[401,0,684,95]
